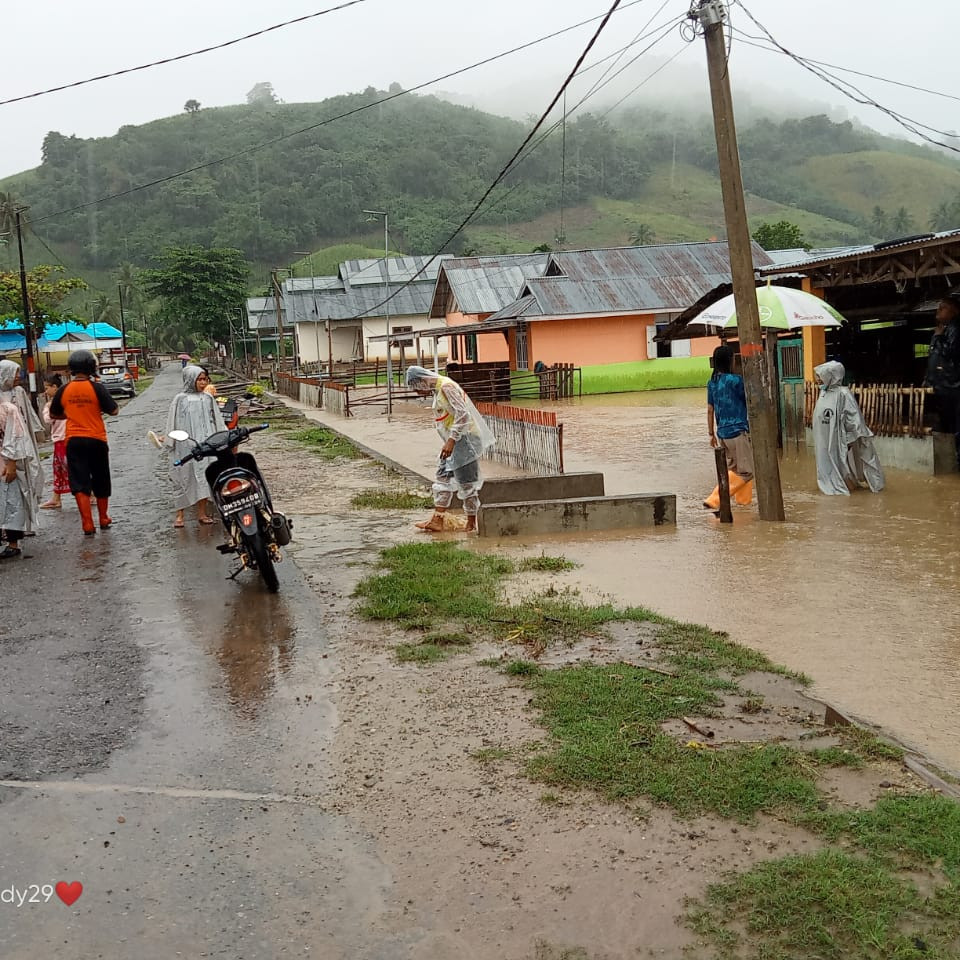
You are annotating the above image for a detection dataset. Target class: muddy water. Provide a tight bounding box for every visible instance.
[506,390,960,772]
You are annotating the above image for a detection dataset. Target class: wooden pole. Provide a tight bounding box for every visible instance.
[714,446,733,523]
[698,1,784,520]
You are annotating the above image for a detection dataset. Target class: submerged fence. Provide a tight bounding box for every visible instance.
[476,401,563,474]
[803,381,932,438]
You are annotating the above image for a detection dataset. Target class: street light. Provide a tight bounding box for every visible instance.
[294,251,322,377]
[363,209,391,416]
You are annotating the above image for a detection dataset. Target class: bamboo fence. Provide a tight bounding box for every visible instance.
[474,401,564,474]
[803,381,931,438]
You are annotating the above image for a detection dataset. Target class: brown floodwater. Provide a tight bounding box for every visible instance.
[519,389,960,772]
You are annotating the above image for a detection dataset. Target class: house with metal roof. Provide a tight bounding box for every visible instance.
[422,242,772,375]
[284,255,453,366]
[427,254,550,363]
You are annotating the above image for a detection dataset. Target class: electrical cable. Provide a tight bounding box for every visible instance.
[340,0,626,323]
[28,0,648,226]
[732,1,960,154]
[0,1,369,108]
[727,30,960,105]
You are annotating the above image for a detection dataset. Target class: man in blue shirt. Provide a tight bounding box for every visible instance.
[704,344,753,509]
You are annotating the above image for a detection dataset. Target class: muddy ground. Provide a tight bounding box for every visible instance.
[256,411,930,959]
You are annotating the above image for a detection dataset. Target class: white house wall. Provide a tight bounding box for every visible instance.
[294,323,361,365]
[360,316,448,361]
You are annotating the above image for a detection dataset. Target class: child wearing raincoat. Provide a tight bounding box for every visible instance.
[812,360,884,496]
[404,365,495,533]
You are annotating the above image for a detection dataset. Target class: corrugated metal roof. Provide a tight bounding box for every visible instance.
[339,254,452,286]
[284,277,345,293]
[760,229,960,275]
[286,282,434,323]
[485,295,543,323]
[431,254,549,317]
[547,241,773,282]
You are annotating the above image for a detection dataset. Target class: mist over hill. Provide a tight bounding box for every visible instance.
[3,86,959,277]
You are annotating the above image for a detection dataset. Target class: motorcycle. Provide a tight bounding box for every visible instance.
[169,423,293,592]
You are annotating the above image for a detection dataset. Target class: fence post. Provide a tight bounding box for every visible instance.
[714,447,733,523]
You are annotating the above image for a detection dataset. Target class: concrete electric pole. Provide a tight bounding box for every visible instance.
[693,0,784,520]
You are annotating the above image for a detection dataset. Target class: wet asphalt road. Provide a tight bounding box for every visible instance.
[0,366,397,959]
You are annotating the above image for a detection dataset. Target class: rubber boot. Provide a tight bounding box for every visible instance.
[97,498,113,529]
[703,472,743,510]
[75,493,96,536]
[734,479,753,505]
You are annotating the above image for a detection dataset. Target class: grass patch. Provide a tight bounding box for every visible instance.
[517,554,578,572]
[504,659,541,677]
[686,849,960,960]
[395,643,449,664]
[354,542,513,629]
[522,663,818,820]
[287,426,364,460]
[134,376,154,394]
[350,488,433,510]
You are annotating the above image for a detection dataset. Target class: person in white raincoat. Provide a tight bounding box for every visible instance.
[0,398,40,559]
[812,360,884,496]
[162,365,226,527]
[0,360,43,554]
[404,365,496,532]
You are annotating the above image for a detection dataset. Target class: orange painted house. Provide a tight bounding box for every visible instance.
[427,243,773,371]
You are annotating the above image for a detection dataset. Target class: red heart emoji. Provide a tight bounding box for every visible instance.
[55,881,83,906]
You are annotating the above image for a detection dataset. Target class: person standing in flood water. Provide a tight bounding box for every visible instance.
[404,365,495,533]
[812,360,884,496]
[704,345,753,509]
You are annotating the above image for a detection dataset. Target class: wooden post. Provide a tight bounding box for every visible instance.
[699,1,784,520]
[714,447,733,523]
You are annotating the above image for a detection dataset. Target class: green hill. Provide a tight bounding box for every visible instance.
[3,90,959,280]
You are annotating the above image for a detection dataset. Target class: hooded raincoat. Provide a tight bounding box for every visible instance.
[404,366,495,469]
[812,361,884,496]
[164,365,226,509]
[0,360,43,527]
[0,399,41,536]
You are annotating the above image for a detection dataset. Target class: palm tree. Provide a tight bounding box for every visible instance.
[890,207,914,235]
[930,202,953,232]
[629,223,655,245]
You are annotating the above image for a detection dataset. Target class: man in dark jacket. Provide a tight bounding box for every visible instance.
[927,295,960,464]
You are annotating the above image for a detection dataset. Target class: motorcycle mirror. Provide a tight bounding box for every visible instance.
[167,429,190,442]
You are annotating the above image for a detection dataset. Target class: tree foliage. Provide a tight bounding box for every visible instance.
[140,245,249,347]
[0,264,87,325]
[752,220,808,251]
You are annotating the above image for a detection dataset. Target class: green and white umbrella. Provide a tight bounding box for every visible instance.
[690,283,846,331]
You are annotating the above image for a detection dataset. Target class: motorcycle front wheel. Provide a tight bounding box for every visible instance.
[246,531,279,593]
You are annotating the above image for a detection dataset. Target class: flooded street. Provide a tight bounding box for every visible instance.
[0,367,395,959]
[530,389,960,771]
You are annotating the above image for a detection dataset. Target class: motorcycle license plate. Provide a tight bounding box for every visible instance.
[221,492,262,515]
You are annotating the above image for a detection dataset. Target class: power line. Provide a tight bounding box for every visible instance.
[341,0,626,323]
[0,0,369,108]
[727,30,960,106]
[28,0,648,226]
[732,1,960,155]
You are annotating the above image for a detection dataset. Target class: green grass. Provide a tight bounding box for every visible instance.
[350,488,433,510]
[134,376,154,394]
[472,747,511,763]
[686,849,960,960]
[287,426,364,460]
[517,554,578,572]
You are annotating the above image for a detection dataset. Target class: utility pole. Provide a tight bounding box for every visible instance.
[14,210,38,410]
[694,0,784,520]
[270,269,285,367]
[363,210,391,416]
[117,283,128,368]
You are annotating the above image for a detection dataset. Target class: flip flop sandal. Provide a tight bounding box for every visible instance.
[198,516,216,525]
[173,519,185,529]
[147,430,164,448]
[0,546,22,559]
[40,501,62,510]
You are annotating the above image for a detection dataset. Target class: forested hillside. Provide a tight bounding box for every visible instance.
[3,88,959,274]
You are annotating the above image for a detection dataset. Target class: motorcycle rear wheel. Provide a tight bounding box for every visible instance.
[247,531,279,593]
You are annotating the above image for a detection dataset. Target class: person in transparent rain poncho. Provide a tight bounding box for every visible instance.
[404,365,495,533]
[162,365,226,527]
[812,360,884,496]
[0,360,43,554]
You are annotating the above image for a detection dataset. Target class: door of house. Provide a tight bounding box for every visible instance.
[777,337,805,446]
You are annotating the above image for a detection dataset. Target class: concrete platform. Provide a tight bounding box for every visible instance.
[480,472,605,505]
[478,493,676,538]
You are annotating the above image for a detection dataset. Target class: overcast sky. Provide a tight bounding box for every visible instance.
[2,0,957,181]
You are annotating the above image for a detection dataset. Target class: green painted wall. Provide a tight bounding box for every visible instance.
[579,357,712,394]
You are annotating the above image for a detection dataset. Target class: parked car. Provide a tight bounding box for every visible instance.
[99,364,136,398]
